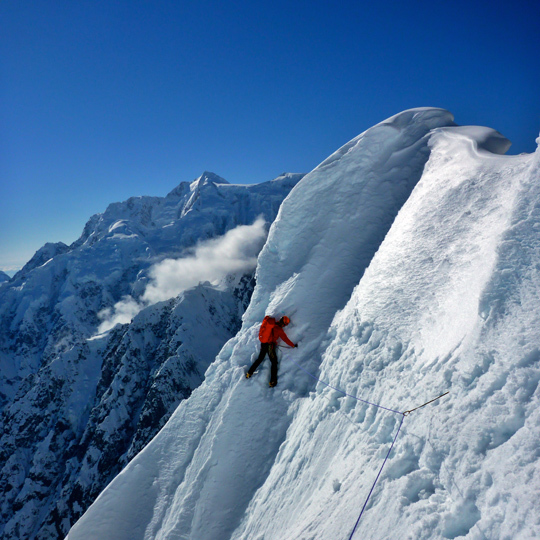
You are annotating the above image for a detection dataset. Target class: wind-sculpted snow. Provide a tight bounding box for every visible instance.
[70,108,518,540]
[232,129,540,540]
[0,172,300,539]
[70,111,539,540]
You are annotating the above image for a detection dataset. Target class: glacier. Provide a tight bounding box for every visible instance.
[66,108,540,540]
[0,172,301,539]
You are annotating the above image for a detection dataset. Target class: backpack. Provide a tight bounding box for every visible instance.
[259,316,276,343]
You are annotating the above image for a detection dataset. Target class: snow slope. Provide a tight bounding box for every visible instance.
[233,128,539,540]
[68,109,540,540]
[0,172,301,539]
[67,108,540,540]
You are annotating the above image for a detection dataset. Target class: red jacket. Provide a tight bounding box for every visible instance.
[270,325,295,347]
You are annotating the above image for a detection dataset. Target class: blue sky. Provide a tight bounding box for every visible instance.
[2,0,539,273]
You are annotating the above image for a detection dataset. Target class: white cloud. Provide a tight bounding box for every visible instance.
[97,218,267,333]
[97,296,141,333]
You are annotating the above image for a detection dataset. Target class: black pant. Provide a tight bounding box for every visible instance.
[247,343,278,384]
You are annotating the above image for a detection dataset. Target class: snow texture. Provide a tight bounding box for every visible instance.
[69,108,540,540]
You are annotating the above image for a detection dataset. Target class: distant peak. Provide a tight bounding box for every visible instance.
[196,171,229,185]
[13,241,70,280]
[167,172,229,198]
[271,172,306,182]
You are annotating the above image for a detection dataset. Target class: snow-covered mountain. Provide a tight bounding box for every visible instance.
[67,108,540,540]
[0,172,302,539]
[0,272,10,284]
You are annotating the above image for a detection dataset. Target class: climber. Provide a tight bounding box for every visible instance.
[245,316,298,387]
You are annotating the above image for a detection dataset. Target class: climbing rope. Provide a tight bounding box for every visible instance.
[286,355,403,415]
[347,414,405,540]
[403,391,449,416]
[276,344,449,540]
[277,345,448,417]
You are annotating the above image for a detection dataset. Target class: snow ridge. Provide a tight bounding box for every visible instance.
[69,109,540,540]
[235,127,537,540]
[68,108,499,540]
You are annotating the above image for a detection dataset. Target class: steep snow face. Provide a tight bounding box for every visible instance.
[0,173,301,540]
[232,130,539,540]
[244,108,456,342]
[68,108,512,540]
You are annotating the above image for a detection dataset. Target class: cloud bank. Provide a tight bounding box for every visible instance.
[97,218,267,333]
